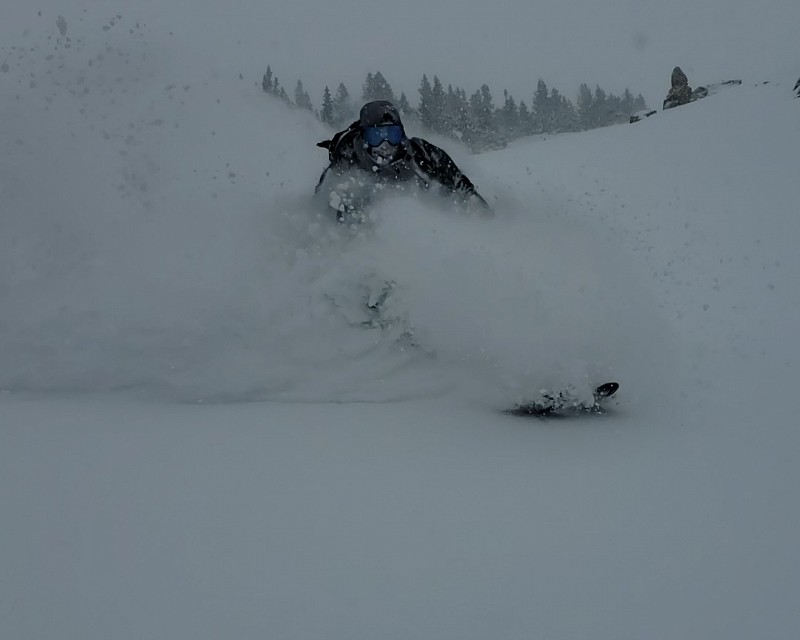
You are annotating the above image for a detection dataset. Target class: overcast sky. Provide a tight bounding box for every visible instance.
[267,0,800,105]
[4,0,799,108]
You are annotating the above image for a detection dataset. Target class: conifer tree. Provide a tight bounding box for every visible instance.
[533,79,551,133]
[469,89,483,140]
[294,80,313,110]
[443,84,466,138]
[470,84,501,150]
[478,84,495,129]
[517,99,534,136]
[362,72,374,102]
[577,83,593,130]
[549,87,562,131]
[262,66,273,94]
[272,76,289,103]
[362,71,396,103]
[592,85,607,127]
[605,92,623,124]
[500,89,519,137]
[451,87,473,143]
[320,86,334,125]
[418,74,434,130]
[332,82,355,127]
[376,71,396,102]
[555,92,579,132]
[431,76,446,133]
[621,88,635,117]
[548,88,579,132]
[296,65,649,141]
[278,85,289,103]
[397,92,414,118]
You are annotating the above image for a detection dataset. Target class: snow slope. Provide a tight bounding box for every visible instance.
[2,8,799,640]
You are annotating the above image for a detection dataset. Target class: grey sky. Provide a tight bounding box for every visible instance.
[262,0,800,107]
[4,0,799,107]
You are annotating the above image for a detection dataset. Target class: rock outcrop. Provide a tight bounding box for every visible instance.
[663,66,692,110]
[630,109,657,123]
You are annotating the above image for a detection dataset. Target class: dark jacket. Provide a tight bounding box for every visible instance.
[316,121,481,202]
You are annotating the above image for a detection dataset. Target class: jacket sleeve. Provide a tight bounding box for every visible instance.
[325,121,361,168]
[410,137,477,196]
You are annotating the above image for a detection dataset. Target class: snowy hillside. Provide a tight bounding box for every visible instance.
[3,7,800,640]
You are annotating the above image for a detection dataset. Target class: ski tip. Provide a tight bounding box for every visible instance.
[505,382,620,419]
[594,382,619,398]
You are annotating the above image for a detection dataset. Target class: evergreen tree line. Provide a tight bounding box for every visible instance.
[262,66,648,152]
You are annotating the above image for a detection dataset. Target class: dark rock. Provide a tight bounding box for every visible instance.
[663,66,692,110]
[630,109,658,123]
[663,66,743,111]
[794,77,800,98]
[691,79,742,102]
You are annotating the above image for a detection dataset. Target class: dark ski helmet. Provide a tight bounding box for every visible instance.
[359,100,403,128]
[359,100,405,166]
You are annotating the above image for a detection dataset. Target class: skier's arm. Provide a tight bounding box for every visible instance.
[411,138,490,209]
[317,122,360,168]
[314,125,360,193]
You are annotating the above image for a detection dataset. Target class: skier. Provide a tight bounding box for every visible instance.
[316,100,489,219]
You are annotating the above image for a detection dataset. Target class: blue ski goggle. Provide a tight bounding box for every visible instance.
[364,125,404,147]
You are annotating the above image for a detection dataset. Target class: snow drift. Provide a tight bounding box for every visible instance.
[3,8,800,640]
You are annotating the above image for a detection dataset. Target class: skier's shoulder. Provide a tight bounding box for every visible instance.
[317,120,361,163]
[408,135,482,201]
[409,136,442,156]
[408,136,450,165]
